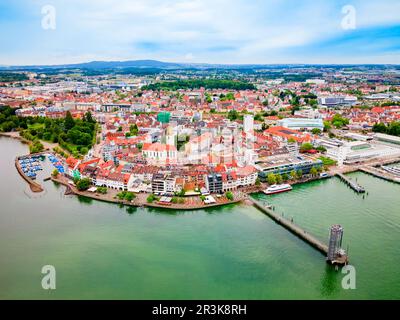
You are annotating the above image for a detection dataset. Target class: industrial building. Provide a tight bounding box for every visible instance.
[277,118,324,131]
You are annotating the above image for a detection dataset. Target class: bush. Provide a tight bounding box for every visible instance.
[96,187,107,194]
[225,191,234,201]
[29,140,44,154]
[117,191,136,201]
[147,194,158,203]
[267,173,277,185]
[300,143,314,152]
[171,197,179,204]
[51,169,59,178]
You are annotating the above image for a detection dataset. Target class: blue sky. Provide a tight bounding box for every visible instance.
[0,0,399,65]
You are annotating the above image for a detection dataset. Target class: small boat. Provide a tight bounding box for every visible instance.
[263,184,293,195]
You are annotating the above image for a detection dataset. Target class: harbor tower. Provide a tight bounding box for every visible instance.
[327,224,348,264]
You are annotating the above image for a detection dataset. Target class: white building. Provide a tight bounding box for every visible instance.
[326,141,400,165]
[277,118,324,131]
[318,96,357,107]
[243,115,254,134]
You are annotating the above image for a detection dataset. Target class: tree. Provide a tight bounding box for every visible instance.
[64,111,75,131]
[290,170,297,180]
[316,146,327,153]
[310,167,318,177]
[267,173,277,185]
[96,187,107,194]
[255,178,261,186]
[300,143,314,152]
[130,124,139,136]
[311,128,322,135]
[177,189,186,197]
[228,110,239,121]
[76,178,91,191]
[124,192,135,202]
[29,140,44,154]
[372,123,387,134]
[254,113,264,121]
[323,121,332,132]
[171,197,178,204]
[331,114,349,128]
[275,174,283,184]
[147,194,157,203]
[225,191,234,201]
[282,173,289,181]
[52,169,59,178]
[84,111,94,123]
[296,170,303,179]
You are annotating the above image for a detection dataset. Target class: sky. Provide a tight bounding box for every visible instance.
[0,0,399,65]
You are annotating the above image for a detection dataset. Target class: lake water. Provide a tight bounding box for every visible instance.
[0,136,399,299]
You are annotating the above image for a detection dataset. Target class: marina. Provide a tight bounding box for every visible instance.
[17,155,44,179]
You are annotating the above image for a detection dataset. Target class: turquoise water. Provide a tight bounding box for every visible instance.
[0,137,399,299]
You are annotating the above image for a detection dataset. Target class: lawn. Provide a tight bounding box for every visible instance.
[28,123,45,130]
[318,156,337,166]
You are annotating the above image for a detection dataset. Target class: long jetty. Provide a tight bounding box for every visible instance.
[360,166,400,184]
[249,198,328,255]
[336,173,365,193]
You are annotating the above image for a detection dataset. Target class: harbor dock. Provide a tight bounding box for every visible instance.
[249,198,348,265]
[249,198,328,254]
[360,166,400,184]
[336,173,365,193]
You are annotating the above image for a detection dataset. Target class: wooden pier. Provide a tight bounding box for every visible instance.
[249,198,328,255]
[336,173,365,193]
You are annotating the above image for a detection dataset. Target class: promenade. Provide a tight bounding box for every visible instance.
[51,175,246,211]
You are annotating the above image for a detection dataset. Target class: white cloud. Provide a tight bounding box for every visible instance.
[2,0,400,64]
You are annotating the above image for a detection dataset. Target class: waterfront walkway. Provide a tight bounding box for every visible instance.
[249,198,328,255]
[51,175,246,211]
[335,173,365,193]
[360,166,400,184]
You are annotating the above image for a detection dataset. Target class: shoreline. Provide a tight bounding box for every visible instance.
[0,131,31,145]
[51,175,246,211]
[7,135,399,210]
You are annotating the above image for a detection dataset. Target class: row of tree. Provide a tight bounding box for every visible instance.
[0,106,97,157]
[142,79,256,91]
[372,122,400,137]
[266,166,322,185]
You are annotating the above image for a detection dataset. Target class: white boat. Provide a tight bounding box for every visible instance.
[263,184,293,195]
[382,166,400,176]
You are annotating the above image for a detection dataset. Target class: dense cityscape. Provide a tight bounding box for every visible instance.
[1,64,400,210]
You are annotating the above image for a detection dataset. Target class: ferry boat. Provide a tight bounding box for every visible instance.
[382,165,400,176]
[263,184,293,195]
